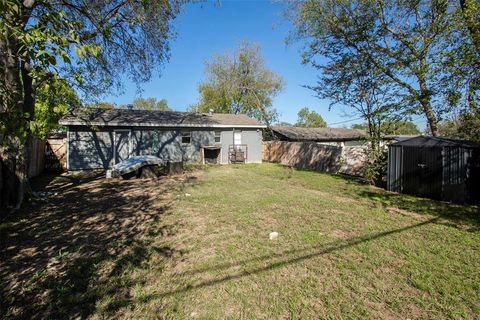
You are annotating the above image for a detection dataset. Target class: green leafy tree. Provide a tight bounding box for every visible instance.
[383,121,421,135]
[290,0,468,136]
[352,120,420,135]
[0,0,182,209]
[457,110,480,142]
[438,110,480,142]
[289,0,480,183]
[32,77,80,138]
[132,97,172,111]
[192,42,284,124]
[84,102,116,109]
[459,0,480,54]
[295,107,327,127]
[293,13,400,184]
[438,0,479,118]
[276,121,293,126]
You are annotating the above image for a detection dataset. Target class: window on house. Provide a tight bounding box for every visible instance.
[214,131,221,143]
[182,131,191,144]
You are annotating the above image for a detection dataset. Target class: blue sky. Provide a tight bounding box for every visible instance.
[103,0,363,127]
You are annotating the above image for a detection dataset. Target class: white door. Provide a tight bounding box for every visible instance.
[234,131,242,146]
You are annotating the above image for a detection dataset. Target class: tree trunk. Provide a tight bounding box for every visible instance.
[0,8,34,211]
[417,66,438,136]
[419,97,438,136]
[19,61,36,208]
[14,139,28,210]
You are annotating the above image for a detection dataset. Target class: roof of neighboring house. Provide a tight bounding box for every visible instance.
[390,136,480,148]
[271,126,366,142]
[59,108,266,128]
[382,134,420,142]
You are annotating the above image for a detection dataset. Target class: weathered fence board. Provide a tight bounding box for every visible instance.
[45,136,67,172]
[262,141,367,176]
[28,138,46,178]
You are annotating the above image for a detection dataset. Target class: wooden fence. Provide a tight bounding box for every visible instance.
[28,138,46,178]
[262,141,367,176]
[45,135,67,172]
[1,135,67,211]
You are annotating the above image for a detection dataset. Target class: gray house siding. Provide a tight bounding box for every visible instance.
[68,129,114,170]
[242,130,263,163]
[219,129,263,164]
[67,126,263,170]
[220,130,233,163]
[130,129,214,162]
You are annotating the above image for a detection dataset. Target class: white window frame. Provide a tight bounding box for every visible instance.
[181,131,191,144]
[214,131,221,143]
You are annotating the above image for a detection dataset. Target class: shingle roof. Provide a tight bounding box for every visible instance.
[390,136,480,147]
[59,108,266,128]
[271,126,366,142]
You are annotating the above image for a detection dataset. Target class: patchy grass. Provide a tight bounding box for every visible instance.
[1,164,479,319]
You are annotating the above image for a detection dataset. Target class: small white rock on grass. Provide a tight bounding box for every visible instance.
[269,232,279,240]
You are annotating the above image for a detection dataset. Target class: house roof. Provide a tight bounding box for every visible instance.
[59,108,266,128]
[271,126,366,142]
[382,134,420,142]
[390,136,480,148]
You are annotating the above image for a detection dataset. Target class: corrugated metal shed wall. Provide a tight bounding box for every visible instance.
[443,146,468,185]
[387,146,402,192]
[387,143,480,203]
[442,147,466,202]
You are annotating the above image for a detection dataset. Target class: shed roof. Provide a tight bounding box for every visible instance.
[271,126,366,142]
[59,108,266,128]
[390,136,480,148]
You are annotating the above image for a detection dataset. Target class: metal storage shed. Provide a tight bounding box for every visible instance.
[387,136,480,203]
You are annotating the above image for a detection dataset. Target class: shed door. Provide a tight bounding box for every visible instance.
[114,130,130,163]
[402,146,442,199]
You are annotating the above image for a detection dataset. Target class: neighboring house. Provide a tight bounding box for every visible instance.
[265,126,368,176]
[59,108,265,170]
[387,136,480,203]
[270,126,366,147]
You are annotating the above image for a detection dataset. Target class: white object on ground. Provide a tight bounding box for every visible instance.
[185,193,191,197]
[269,232,279,240]
[106,155,164,178]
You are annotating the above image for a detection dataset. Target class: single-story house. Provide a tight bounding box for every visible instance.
[270,126,367,147]
[59,108,266,170]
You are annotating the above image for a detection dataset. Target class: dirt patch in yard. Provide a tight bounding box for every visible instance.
[330,229,352,239]
[0,170,200,320]
[386,207,432,221]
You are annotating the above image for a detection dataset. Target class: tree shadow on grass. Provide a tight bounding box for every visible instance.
[353,189,480,231]
[139,218,439,301]
[289,166,479,231]
[0,171,198,319]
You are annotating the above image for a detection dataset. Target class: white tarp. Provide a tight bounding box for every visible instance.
[106,155,164,178]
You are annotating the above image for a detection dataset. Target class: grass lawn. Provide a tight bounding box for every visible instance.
[1,164,479,319]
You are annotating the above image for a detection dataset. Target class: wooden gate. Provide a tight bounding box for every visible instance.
[45,135,67,172]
